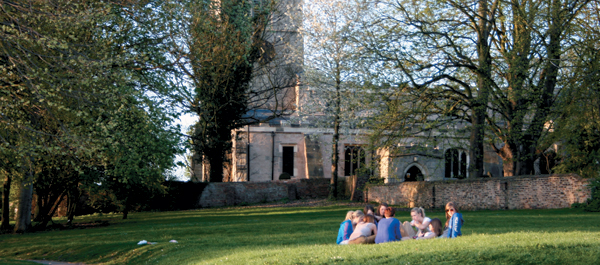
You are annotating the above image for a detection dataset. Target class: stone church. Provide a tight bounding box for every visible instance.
[192,0,505,183]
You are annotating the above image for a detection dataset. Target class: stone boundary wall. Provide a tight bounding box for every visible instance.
[199,178,329,208]
[345,175,370,202]
[367,174,591,210]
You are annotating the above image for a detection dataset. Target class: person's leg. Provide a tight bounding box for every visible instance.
[402,221,416,238]
[348,236,366,244]
[365,235,376,244]
[400,224,409,237]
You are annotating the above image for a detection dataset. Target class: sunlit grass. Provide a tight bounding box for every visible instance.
[0,206,599,264]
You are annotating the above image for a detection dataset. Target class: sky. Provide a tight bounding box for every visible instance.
[171,112,197,181]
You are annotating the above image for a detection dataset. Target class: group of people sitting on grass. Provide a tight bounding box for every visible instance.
[336,201,464,245]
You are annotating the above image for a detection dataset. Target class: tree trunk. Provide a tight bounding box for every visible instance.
[66,186,80,225]
[490,2,531,177]
[329,71,342,200]
[498,143,516,177]
[1,173,11,230]
[330,115,340,200]
[122,201,129,220]
[469,0,493,179]
[517,1,564,176]
[469,115,485,178]
[35,193,64,229]
[516,134,536,176]
[14,172,34,233]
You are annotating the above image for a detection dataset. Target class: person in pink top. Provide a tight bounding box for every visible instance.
[348,214,377,244]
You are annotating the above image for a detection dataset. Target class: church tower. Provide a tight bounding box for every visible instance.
[248,0,303,113]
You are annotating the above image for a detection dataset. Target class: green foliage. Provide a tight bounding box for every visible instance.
[0,207,599,264]
[545,4,600,214]
[584,198,600,212]
[170,0,284,182]
[1,0,183,228]
[367,176,385,185]
[361,0,598,177]
[278,172,291,180]
[301,0,374,199]
[549,16,600,179]
[571,179,600,212]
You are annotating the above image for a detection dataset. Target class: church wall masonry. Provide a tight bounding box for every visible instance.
[367,174,591,210]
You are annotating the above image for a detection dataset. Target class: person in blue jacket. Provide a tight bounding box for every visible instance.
[375,207,402,244]
[443,202,464,238]
[336,211,356,244]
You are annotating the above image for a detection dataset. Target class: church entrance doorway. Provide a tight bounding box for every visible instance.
[405,166,423,182]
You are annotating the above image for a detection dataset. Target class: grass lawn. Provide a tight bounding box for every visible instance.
[0,203,599,264]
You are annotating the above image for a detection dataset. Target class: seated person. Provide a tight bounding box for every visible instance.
[364,204,376,216]
[375,207,402,244]
[401,207,431,239]
[352,210,364,229]
[364,204,378,226]
[375,203,388,222]
[443,202,464,238]
[415,218,443,240]
[336,211,355,244]
[348,214,377,244]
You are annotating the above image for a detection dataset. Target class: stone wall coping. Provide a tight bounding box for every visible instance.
[205,178,328,184]
[371,173,589,187]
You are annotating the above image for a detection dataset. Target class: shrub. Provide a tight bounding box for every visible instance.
[572,179,600,212]
[279,172,291,180]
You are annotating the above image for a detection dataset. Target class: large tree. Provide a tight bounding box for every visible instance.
[548,1,600,178]
[358,0,497,178]
[362,0,592,177]
[170,0,299,182]
[301,0,371,198]
[97,98,181,220]
[0,0,113,233]
[0,0,180,232]
[487,0,591,176]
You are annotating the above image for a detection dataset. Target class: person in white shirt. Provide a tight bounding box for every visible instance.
[401,207,431,240]
[348,214,377,244]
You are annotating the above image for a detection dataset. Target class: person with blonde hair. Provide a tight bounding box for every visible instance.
[401,207,431,239]
[348,214,377,244]
[352,210,364,227]
[336,211,355,244]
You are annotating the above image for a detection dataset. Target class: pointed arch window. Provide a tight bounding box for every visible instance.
[344,146,365,176]
[445,148,468,179]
